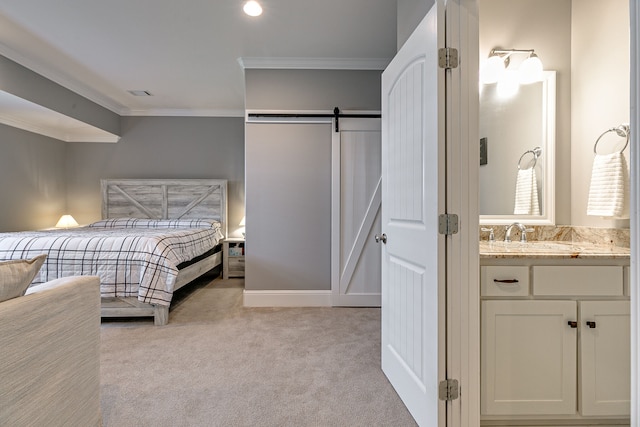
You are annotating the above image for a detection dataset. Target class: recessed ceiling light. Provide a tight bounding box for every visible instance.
[243,1,262,17]
[127,90,153,96]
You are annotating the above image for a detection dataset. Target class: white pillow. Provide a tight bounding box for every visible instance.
[87,218,221,230]
[0,254,47,302]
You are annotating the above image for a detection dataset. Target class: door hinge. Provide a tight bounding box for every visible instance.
[439,47,459,69]
[439,379,460,401]
[438,213,459,235]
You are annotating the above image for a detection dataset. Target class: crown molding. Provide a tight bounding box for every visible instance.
[237,57,391,70]
[0,42,127,115]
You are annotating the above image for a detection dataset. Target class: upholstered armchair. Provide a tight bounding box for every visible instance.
[0,275,102,426]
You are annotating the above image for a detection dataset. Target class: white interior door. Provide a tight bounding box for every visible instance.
[332,117,382,306]
[380,2,445,426]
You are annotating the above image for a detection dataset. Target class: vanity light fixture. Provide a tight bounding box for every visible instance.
[243,0,262,17]
[480,48,544,86]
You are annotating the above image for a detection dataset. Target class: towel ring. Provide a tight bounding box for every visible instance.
[593,124,630,154]
[517,146,542,170]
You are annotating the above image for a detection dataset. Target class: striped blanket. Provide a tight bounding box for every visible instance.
[0,221,223,306]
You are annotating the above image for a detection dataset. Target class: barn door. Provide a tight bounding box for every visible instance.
[380,1,447,426]
[331,117,382,306]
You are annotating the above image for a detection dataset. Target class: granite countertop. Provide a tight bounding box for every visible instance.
[479,240,631,259]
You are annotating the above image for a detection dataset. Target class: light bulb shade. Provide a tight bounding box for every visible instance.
[497,70,520,98]
[55,214,79,228]
[243,0,262,16]
[480,55,506,84]
[518,54,543,84]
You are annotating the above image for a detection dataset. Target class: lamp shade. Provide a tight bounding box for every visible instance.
[55,214,79,228]
[497,70,520,98]
[238,216,246,238]
[480,55,506,84]
[518,54,543,84]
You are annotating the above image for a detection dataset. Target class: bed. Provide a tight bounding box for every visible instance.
[0,179,227,325]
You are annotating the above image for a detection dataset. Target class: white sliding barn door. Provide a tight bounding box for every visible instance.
[380,1,446,426]
[331,118,382,306]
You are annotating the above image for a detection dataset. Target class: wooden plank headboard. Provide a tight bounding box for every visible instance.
[101,179,228,236]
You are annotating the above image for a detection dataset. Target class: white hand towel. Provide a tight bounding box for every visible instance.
[513,168,540,215]
[587,152,629,218]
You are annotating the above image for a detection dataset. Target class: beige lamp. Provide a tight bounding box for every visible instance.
[239,216,246,238]
[55,214,79,228]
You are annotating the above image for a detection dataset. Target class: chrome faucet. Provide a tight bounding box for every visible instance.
[481,227,495,242]
[505,222,528,242]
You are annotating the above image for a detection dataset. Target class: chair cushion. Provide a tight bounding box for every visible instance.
[0,254,47,302]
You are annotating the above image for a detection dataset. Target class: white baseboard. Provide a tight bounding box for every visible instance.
[243,289,332,307]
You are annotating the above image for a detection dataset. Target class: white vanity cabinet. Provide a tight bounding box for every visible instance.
[480,261,630,424]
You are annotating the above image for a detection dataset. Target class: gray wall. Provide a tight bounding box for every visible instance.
[66,116,246,236]
[0,54,245,235]
[246,123,332,291]
[244,69,382,291]
[0,123,67,232]
[245,69,382,111]
[397,0,434,50]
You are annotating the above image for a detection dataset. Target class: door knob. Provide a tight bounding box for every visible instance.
[375,233,387,244]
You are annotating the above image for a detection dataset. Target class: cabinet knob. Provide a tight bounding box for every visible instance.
[567,321,578,328]
[586,321,597,329]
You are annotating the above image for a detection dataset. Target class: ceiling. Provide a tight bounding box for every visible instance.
[0,0,398,119]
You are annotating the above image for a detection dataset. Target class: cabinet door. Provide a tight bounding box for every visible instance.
[482,300,577,416]
[580,300,630,416]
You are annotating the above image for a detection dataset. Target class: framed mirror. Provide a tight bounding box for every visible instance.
[479,70,556,225]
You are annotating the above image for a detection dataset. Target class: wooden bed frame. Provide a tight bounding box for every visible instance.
[98,179,227,325]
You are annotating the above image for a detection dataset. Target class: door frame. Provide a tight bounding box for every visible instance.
[446,1,480,426]
[630,1,639,424]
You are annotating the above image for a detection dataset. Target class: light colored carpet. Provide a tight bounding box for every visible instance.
[100,273,417,427]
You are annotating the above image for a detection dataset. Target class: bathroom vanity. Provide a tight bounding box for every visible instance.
[480,240,630,426]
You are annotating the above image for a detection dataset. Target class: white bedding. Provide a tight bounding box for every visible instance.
[0,219,224,306]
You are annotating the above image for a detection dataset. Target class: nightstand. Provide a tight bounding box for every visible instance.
[222,238,245,279]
